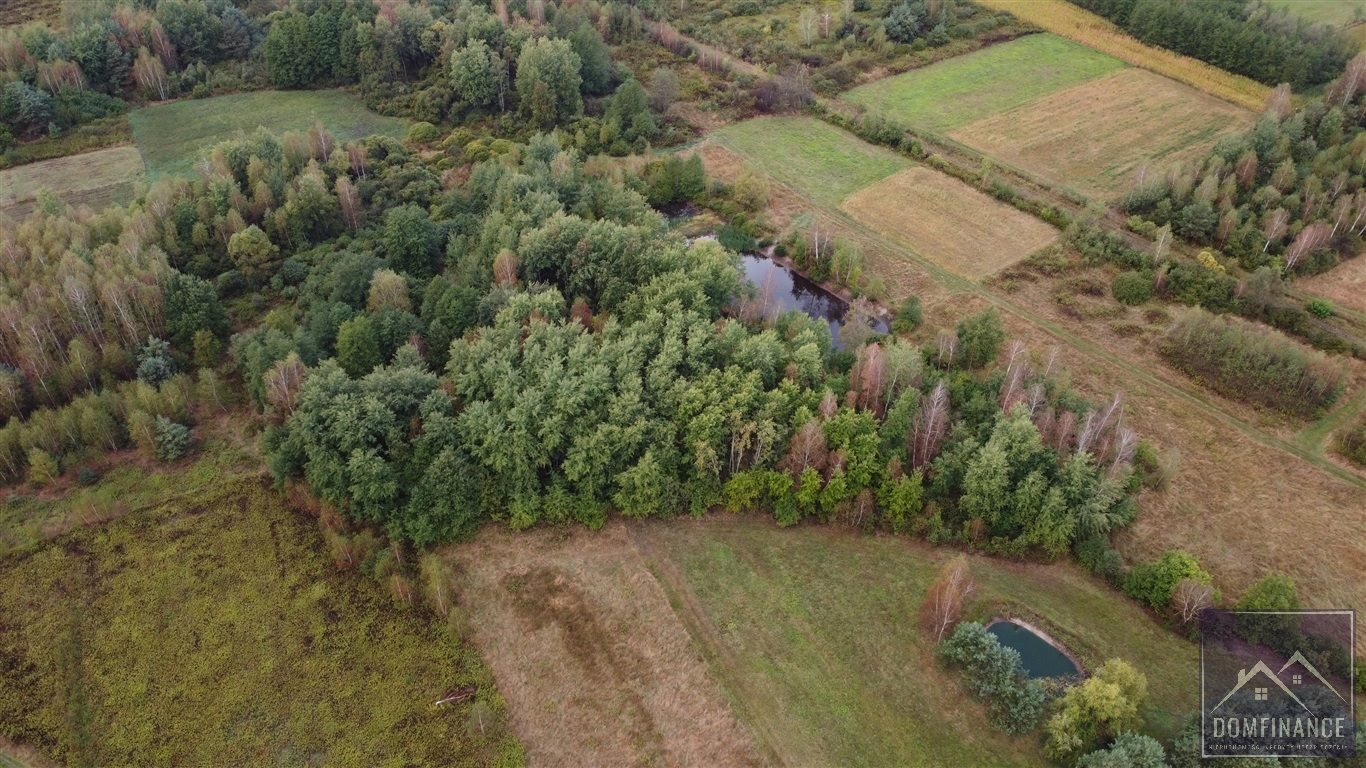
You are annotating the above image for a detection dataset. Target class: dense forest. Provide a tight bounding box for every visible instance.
[1068,0,1354,89]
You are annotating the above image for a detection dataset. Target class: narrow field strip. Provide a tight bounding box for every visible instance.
[0,145,144,219]
[841,167,1058,279]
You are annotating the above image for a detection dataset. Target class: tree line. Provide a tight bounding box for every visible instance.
[1068,0,1354,89]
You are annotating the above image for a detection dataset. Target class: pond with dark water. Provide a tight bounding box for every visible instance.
[739,253,888,348]
[987,620,1081,679]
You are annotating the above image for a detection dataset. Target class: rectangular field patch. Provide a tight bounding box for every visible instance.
[0,145,144,220]
[708,116,910,207]
[843,34,1124,133]
[840,166,1058,279]
[950,68,1254,198]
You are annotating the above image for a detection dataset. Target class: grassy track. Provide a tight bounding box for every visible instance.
[634,517,1197,765]
[707,117,908,206]
[131,90,408,179]
[973,0,1270,110]
[844,34,1124,132]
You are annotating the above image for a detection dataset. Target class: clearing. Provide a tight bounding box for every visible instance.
[1264,0,1365,27]
[841,167,1058,279]
[0,145,143,221]
[1299,256,1366,315]
[973,0,1270,111]
[442,521,765,768]
[706,116,909,207]
[130,89,408,180]
[951,68,1254,197]
[0,469,518,767]
[843,34,1124,133]
[447,516,1198,767]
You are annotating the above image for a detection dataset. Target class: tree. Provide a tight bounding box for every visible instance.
[1076,732,1166,768]
[136,337,176,386]
[335,315,382,377]
[382,205,442,278]
[884,0,925,43]
[1172,578,1214,625]
[450,39,499,111]
[1235,572,1299,646]
[27,448,59,485]
[1124,549,1212,610]
[153,416,191,462]
[164,273,228,351]
[228,225,280,285]
[955,309,1004,369]
[893,295,922,333]
[0,81,53,138]
[134,47,171,100]
[264,352,307,417]
[920,555,975,641]
[938,621,1045,735]
[1045,659,1148,761]
[648,67,679,113]
[568,23,614,95]
[515,37,583,128]
[604,78,656,144]
[367,268,411,312]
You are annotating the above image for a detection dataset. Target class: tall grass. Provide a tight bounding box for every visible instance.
[973,0,1270,111]
[1160,310,1345,418]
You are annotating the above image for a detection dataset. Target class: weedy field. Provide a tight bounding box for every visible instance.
[0,464,519,767]
[840,167,1058,279]
[843,34,1124,133]
[0,145,143,221]
[448,517,1198,767]
[1300,255,1366,315]
[950,68,1254,197]
[0,0,61,27]
[972,0,1271,111]
[1264,0,1365,27]
[130,90,408,179]
[706,116,909,207]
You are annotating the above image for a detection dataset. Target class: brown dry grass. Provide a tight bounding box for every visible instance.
[951,69,1254,198]
[442,521,767,768]
[841,167,1059,280]
[0,144,143,220]
[973,0,1271,111]
[1299,255,1366,315]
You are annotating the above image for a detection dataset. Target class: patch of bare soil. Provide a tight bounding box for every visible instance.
[444,521,766,768]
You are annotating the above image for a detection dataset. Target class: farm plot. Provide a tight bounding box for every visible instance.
[951,68,1254,198]
[841,167,1058,279]
[442,522,765,768]
[844,34,1124,133]
[0,145,143,220]
[130,89,408,180]
[706,117,909,207]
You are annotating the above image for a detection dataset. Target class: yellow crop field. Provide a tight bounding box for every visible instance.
[974,0,1271,111]
[952,69,1255,198]
[841,167,1059,279]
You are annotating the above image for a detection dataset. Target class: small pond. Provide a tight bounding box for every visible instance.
[986,620,1081,679]
[739,253,889,349]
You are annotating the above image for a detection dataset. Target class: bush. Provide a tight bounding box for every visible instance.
[1076,732,1166,768]
[1335,417,1366,467]
[1160,310,1344,418]
[939,622,1045,734]
[1111,271,1152,305]
[407,121,441,146]
[1124,550,1211,610]
[1306,298,1335,318]
[955,309,1004,369]
[154,416,191,462]
[892,295,922,333]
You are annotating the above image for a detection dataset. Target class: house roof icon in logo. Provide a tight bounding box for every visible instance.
[1211,651,1347,714]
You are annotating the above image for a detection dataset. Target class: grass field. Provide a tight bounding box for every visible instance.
[0,145,143,220]
[974,0,1271,111]
[0,466,519,767]
[130,90,408,180]
[1264,0,1364,26]
[706,117,909,207]
[841,167,1058,279]
[454,516,1197,767]
[844,34,1124,132]
[0,0,61,26]
[951,69,1254,197]
[1300,256,1366,315]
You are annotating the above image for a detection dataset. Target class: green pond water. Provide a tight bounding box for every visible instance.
[987,620,1080,679]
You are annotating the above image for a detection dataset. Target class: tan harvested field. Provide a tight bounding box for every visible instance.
[1299,255,1366,314]
[951,69,1254,198]
[841,167,1058,279]
[973,0,1271,110]
[0,145,143,220]
[443,522,766,768]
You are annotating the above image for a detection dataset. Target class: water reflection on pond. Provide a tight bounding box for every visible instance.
[987,620,1081,679]
[739,253,888,349]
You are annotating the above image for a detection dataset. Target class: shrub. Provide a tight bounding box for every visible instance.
[406,121,442,146]
[1124,550,1211,610]
[1111,271,1152,305]
[154,416,191,462]
[1076,732,1166,768]
[27,448,59,485]
[955,309,1004,369]
[136,337,177,386]
[1335,417,1366,467]
[1306,298,1335,318]
[892,295,922,333]
[939,622,1046,734]
[1159,310,1344,418]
